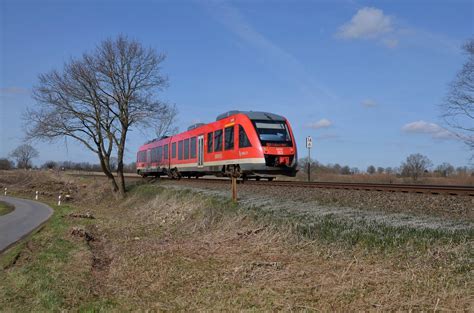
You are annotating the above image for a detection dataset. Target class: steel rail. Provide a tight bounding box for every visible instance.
[68,172,474,196]
[172,177,474,196]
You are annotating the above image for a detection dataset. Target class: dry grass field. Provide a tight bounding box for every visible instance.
[0,170,472,311]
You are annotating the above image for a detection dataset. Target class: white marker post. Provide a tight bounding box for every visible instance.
[306,136,313,182]
[4,187,7,196]
[58,195,62,206]
[35,191,39,200]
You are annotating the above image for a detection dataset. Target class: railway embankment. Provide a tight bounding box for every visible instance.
[0,170,472,311]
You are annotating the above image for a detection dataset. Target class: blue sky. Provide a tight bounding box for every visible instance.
[0,0,473,169]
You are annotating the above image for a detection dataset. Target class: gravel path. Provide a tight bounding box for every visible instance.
[159,180,474,231]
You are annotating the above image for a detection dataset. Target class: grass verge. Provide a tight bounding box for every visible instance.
[0,201,14,216]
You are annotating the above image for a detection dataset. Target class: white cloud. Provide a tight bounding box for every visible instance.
[337,7,393,39]
[0,87,29,95]
[382,38,399,48]
[204,1,338,103]
[315,133,340,140]
[306,118,333,129]
[401,121,454,140]
[361,99,377,108]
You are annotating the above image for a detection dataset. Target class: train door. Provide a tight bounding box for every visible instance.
[197,135,204,167]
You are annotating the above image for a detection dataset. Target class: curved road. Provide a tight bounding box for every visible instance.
[0,196,53,253]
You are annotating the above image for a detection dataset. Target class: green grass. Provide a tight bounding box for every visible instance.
[0,201,14,216]
[0,202,103,312]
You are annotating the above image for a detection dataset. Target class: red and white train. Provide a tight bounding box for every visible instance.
[136,111,298,179]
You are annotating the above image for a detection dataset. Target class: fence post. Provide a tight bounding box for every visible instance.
[231,177,237,203]
[58,195,62,206]
[4,187,7,196]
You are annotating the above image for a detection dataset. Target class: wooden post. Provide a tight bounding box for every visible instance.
[231,177,237,203]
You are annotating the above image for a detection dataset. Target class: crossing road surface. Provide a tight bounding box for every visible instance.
[0,196,53,253]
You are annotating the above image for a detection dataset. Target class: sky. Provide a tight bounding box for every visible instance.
[0,0,473,170]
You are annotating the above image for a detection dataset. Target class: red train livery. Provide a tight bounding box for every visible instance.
[136,111,298,179]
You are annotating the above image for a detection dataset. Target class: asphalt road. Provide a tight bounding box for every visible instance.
[0,196,53,253]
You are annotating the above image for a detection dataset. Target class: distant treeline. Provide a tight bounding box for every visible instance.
[298,156,473,179]
[0,158,137,173]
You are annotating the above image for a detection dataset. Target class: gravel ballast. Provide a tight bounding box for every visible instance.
[159,179,474,231]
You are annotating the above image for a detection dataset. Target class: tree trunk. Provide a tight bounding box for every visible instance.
[116,130,127,198]
[98,152,119,193]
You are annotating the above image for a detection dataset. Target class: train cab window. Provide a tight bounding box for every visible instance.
[224,126,234,150]
[164,144,169,160]
[178,140,183,160]
[253,121,292,147]
[214,129,223,151]
[239,125,252,148]
[184,138,190,159]
[207,133,213,153]
[190,137,197,158]
[172,142,176,158]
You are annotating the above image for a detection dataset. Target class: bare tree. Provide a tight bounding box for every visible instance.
[155,104,178,138]
[41,161,58,170]
[367,165,376,174]
[442,39,474,155]
[400,153,432,181]
[435,162,455,177]
[340,165,351,175]
[26,35,172,197]
[9,144,39,169]
[0,158,14,170]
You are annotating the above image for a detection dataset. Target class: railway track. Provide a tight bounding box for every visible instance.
[171,177,474,196]
[69,172,474,196]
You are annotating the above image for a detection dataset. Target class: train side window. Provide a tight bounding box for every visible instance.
[151,148,155,162]
[239,125,252,148]
[190,137,197,158]
[178,140,183,160]
[164,144,169,160]
[172,142,176,158]
[184,138,190,159]
[224,126,234,150]
[214,129,223,151]
[157,146,163,162]
[207,132,213,153]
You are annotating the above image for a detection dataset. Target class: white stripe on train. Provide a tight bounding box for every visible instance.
[137,157,266,170]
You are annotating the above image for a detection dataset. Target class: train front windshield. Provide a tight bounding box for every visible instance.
[253,121,292,147]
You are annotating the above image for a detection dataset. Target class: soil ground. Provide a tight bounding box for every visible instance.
[0,170,472,311]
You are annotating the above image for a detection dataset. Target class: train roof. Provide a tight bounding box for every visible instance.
[216,110,286,122]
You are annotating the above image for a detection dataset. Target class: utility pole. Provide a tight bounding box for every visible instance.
[306,136,312,182]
